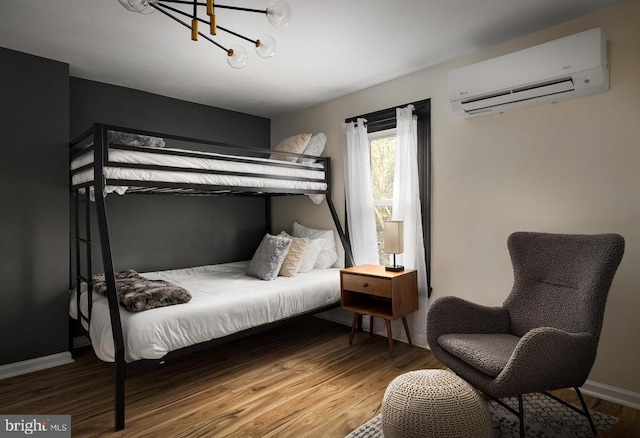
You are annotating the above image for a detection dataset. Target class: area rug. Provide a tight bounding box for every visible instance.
[346,393,617,438]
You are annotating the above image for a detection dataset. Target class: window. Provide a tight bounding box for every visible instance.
[369,128,396,265]
[345,98,431,296]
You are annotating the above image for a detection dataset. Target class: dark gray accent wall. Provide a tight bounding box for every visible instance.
[70,78,270,150]
[0,48,70,365]
[69,78,271,273]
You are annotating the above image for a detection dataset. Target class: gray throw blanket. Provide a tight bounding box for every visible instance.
[92,270,191,312]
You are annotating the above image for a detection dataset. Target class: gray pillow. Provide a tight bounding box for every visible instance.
[247,234,292,281]
[108,130,165,148]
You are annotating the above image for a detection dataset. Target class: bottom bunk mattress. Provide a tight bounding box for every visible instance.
[69,261,341,363]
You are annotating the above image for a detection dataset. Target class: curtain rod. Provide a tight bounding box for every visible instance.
[344,99,429,125]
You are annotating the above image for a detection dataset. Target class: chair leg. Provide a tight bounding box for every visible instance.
[494,390,596,438]
[487,394,526,437]
[575,387,598,436]
[543,389,599,436]
[518,395,525,438]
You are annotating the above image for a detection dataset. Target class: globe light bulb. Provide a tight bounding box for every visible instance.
[117,0,138,12]
[266,0,291,28]
[118,0,156,14]
[227,45,248,69]
[255,35,276,59]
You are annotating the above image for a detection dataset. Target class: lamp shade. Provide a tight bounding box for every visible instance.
[384,221,404,254]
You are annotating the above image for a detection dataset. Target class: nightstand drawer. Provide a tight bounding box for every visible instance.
[342,273,391,298]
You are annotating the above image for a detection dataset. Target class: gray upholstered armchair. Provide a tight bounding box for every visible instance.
[427,232,624,437]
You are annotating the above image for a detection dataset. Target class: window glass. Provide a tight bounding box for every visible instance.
[369,129,396,265]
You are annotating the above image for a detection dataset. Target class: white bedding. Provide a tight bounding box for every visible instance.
[70,147,327,203]
[69,261,340,363]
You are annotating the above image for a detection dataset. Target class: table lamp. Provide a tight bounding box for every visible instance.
[384,220,404,272]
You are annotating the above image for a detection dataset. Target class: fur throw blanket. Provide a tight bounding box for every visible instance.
[92,270,191,312]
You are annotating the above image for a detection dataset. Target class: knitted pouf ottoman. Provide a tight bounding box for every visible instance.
[381,369,492,438]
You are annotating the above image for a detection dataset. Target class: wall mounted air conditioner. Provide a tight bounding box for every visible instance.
[449,28,609,117]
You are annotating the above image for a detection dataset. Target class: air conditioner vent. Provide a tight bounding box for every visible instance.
[461,79,575,112]
[511,77,574,94]
[449,28,609,117]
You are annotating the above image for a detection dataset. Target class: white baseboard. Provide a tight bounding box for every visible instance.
[580,380,640,410]
[0,352,74,380]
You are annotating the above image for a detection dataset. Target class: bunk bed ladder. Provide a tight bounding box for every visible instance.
[73,187,94,331]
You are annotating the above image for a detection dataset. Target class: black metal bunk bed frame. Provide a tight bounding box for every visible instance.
[69,123,354,431]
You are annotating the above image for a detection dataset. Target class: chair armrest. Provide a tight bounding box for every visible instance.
[498,327,598,393]
[426,296,510,348]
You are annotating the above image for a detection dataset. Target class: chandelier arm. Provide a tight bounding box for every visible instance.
[157,0,205,6]
[155,2,217,34]
[157,0,266,13]
[155,3,257,48]
[158,2,204,24]
[214,4,266,13]
[196,31,229,53]
[152,3,230,53]
[216,25,258,45]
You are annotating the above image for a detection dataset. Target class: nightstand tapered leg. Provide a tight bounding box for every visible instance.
[370,316,374,336]
[349,313,359,345]
[385,319,394,358]
[402,316,413,346]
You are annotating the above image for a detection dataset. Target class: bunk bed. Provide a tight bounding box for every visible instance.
[69,123,354,431]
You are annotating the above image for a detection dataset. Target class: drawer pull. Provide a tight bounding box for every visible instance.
[362,283,368,287]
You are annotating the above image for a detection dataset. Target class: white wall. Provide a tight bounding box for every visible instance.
[271,0,640,395]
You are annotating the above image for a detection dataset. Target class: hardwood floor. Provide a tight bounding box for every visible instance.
[1,318,638,437]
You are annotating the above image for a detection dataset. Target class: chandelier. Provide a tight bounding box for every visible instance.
[117,0,291,69]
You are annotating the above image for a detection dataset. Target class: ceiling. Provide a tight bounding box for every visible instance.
[0,0,627,118]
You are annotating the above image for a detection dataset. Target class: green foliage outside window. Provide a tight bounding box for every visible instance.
[370,134,395,266]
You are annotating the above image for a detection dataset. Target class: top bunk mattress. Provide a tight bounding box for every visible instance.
[70,261,341,363]
[70,146,327,202]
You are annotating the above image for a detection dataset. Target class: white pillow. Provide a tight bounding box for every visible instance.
[298,133,327,165]
[291,222,337,269]
[280,231,324,273]
[299,238,325,272]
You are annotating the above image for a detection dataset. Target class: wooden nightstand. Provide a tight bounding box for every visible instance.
[340,264,419,358]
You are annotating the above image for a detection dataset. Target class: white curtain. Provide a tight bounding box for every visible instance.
[393,105,428,296]
[342,119,380,266]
